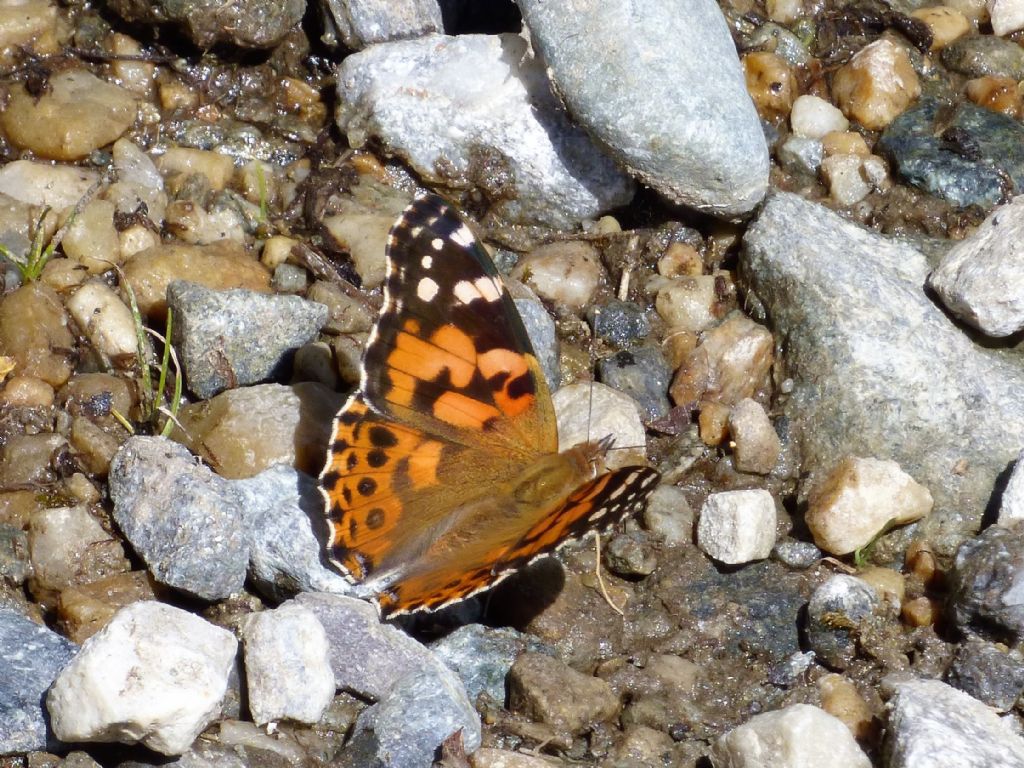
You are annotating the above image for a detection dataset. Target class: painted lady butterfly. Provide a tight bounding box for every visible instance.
[319,194,661,618]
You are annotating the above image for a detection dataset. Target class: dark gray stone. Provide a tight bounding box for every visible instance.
[941,35,1024,80]
[109,436,248,601]
[948,524,1024,643]
[742,192,1024,555]
[336,33,634,228]
[0,606,76,753]
[946,639,1024,711]
[588,299,651,346]
[767,650,816,687]
[518,0,769,217]
[806,575,879,669]
[168,281,328,400]
[234,465,352,600]
[878,99,1024,209]
[772,540,822,569]
[105,0,304,48]
[323,0,442,50]
[597,347,672,421]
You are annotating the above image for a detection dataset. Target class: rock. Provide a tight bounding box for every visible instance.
[805,456,934,556]
[171,382,343,480]
[605,532,658,577]
[336,33,634,228]
[878,98,1024,209]
[513,294,560,392]
[0,282,75,387]
[0,606,77,753]
[711,703,871,768]
[552,382,649,469]
[323,0,442,50]
[470,749,554,768]
[989,0,1024,34]
[948,523,1024,642]
[0,433,67,488]
[518,0,768,217]
[777,135,824,176]
[321,197,408,289]
[156,147,236,191]
[832,39,920,130]
[27,506,130,595]
[0,1,58,62]
[508,652,619,735]
[768,651,817,687]
[0,161,99,211]
[271,263,308,293]
[242,602,334,726]
[105,0,304,48]
[728,398,781,474]
[167,281,328,399]
[790,94,850,138]
[941,33,1024,80]
[697,489,777,564]
[510,241,602,311]
[821,154,872,206]
[743,51,797,120]
[910,6,971,49]
[772,540,822,569]
[431,624,552,704]
[235,464,352,599]
[0,71,137,161]
[654,275,728,332]
[818,673,874,741]
[596,347,672,422]
[107,138,167,226]
[61,200,122,274]
[928,195,1024,337]
[742,192,1024,553]
[56,570,160,644]
[66,282,139,361]
[946,639,1024,711]
[669,312,774,408]
[307,280,375,335]
[108,436,248,600]
[806,575,880,669]
[348,662,481,765]
[47,601,237,756]
[122,240,271,320]
[642,484,695,547]
[965,75,1024,118]
[1000,450,1024,525]
[885,677,1024,767]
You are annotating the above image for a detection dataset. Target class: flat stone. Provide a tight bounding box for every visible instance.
[336,33,634,228]
[508,652,619,735]
[742,192,1024,554]
[519,0,768,216]
[323,0,441,50]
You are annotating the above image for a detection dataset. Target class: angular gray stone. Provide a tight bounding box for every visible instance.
[168,281,328,399]
[946,639,1024,711]
[806,574,880,669]
[109,436,248,601]
[948,523,1024,643]
[336,33,635,228]
[519,0,769,217]
[1001,450,1024,526]
[323,0,442,50]
[0,607,76,753]
[885,678,1024,768]
[235,464,353,600]
[742,192,1024,554]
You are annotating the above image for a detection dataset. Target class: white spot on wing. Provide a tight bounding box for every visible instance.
[417,277,440,302]
[421,255,433,269]
[450,223,475,248]
[475,276,501,302]
[430,238,444,251]
[453,280,480,305]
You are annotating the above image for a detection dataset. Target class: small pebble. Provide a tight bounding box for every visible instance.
[777,135,824,176]
[772,540,822,569]
[945,639,1024,711]
[511,241,602,312]
[766,0,804,23]
[508,652,619,735]
[0,375,55,408]
[858,566,906,607]
[965,75,1023,118]
[743,52,796,119]
[948,524,1024,640]
[818,674,875,741]
[989,0,1024,34]
[61,200,121,274]
[832,39,921,130]
[806,574,879,668]
[821,131,870,157]
[553,382,649,469]
[728,398,781,474]
[910,6,971,49]
[642,485,694,546]
[66,282,139,362]
[999,449,1024,525]
[697,489,777,564]
[657,242,703,277]
[698,400,731,446]
[605,532,657,577]
[156,147,235,191]
[790,94,850,139]
[822,154,872,205]
[655,275,725,331]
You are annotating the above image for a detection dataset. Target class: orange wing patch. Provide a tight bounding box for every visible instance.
[320,396,445,581]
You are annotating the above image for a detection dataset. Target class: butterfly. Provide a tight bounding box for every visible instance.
[318,194,661,618]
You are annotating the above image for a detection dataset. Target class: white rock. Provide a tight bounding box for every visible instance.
[553,383,648,469]
[711,703,871,768]
[106,138,167,225]
[697,489,777,564]
[643,484,695,546]
[806,457,934,555]
[729,398,781,475]
[928,195,1024,337]
[47,601,237,756]
[0,161,99,210]
[989,0,1024,35]
[66,282,139,360]
[821,154,871,206]
[886,678,1024,767]
[655,275,720,331]
[999,449,1024,525]
[510,241,602,311]
[242,602,335,726]
[790,95,850,139]
[766,0,804,23]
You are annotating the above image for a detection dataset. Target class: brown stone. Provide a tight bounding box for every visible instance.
[508,652,620,735]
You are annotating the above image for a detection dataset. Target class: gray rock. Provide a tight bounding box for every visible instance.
[597,347,672,422]
[948,523,1024,643]
[777,135,824,177]
[806,575,880,669]
[941,34,1024,80]
[518,0,768,217]
[0,607,76,753]
[772,540,822,569]
[642,484,694,547]
[885,677,1024,767]
[104,0,304,48]
[928,195,1024,337]
[1001,450,1024,526]
[513,296,560,391]
[323,0,442,50]
[346,663,480,767]
[294,592,440,701]
[271,263,309,294]
[605,532,658,577]
[946,639,1024,711]
[235,464,353,600]
[109,436,248,601]
[431,624,552,704]
[336,33,635,228]
[742,192,1024,554]
[878,99,1024,209]
[588,299,652,346]
[767,650,817,687]
[168,281,328,399]
[0,524,28,587]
